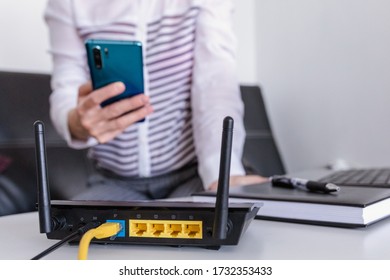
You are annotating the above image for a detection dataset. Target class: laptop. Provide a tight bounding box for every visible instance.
[317,168,390,188]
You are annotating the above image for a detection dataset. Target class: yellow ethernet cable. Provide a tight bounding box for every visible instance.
[78,222,122,260]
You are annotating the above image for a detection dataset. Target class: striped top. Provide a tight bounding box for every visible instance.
[44,0,246,188]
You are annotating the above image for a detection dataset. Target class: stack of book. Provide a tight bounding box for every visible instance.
[192,181,390,227]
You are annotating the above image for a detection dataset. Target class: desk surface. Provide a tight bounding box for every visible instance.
[1,211,390,260]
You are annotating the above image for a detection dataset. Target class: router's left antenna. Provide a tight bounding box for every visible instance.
[34,120,53,233]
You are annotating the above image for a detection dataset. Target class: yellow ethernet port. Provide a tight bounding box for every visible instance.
[129,220,202,239]
[184,224,201,238]
[132,222,147,236]
[167,224,182,237]
[151,223,164,237]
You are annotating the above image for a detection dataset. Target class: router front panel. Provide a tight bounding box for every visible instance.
[47,201,259,247]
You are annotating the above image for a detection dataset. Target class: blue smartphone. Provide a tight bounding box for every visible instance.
[85,39,144,107]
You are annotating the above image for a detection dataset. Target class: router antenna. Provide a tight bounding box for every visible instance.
[213,116,233,240]
[34,120,53,233]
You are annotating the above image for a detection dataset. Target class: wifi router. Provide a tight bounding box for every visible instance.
[34,117,261,249]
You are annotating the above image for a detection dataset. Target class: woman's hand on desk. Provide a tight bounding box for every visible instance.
[208,175,269,191]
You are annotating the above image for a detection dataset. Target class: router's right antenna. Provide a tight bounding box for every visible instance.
[34,120,53,233]
[213,116,234,240]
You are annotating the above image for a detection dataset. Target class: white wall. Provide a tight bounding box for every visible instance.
[256,0,390,172]
[0,0,51,73]
[233,0,258,84]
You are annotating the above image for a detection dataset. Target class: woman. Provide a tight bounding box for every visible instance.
[44,0,266,200]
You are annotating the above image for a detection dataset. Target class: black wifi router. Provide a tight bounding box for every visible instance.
[34,117,261,249]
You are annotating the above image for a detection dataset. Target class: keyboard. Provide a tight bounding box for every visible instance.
[319,168,390,188]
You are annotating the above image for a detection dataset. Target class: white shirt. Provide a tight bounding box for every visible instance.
[44,0,246,188]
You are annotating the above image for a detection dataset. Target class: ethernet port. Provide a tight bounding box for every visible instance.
[131,222,147,236]
[184,224,201,238]
[106,219,126,237]
[151,223,164,237]
[167,224,182,237]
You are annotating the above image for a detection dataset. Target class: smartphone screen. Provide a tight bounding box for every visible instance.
[85,39,144,107]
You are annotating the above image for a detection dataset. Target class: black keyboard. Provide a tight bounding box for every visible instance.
[319,168,390,188]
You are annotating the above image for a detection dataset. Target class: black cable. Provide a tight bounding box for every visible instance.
[31,222,100,260]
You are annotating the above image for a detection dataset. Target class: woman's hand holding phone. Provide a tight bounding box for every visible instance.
[68,81,153,143]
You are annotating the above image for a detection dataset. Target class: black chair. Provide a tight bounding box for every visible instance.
[0,173,32,216]
[0,71,91,216]
[240,85,285,177]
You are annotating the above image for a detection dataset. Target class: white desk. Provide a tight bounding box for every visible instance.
[1,211,390,260]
